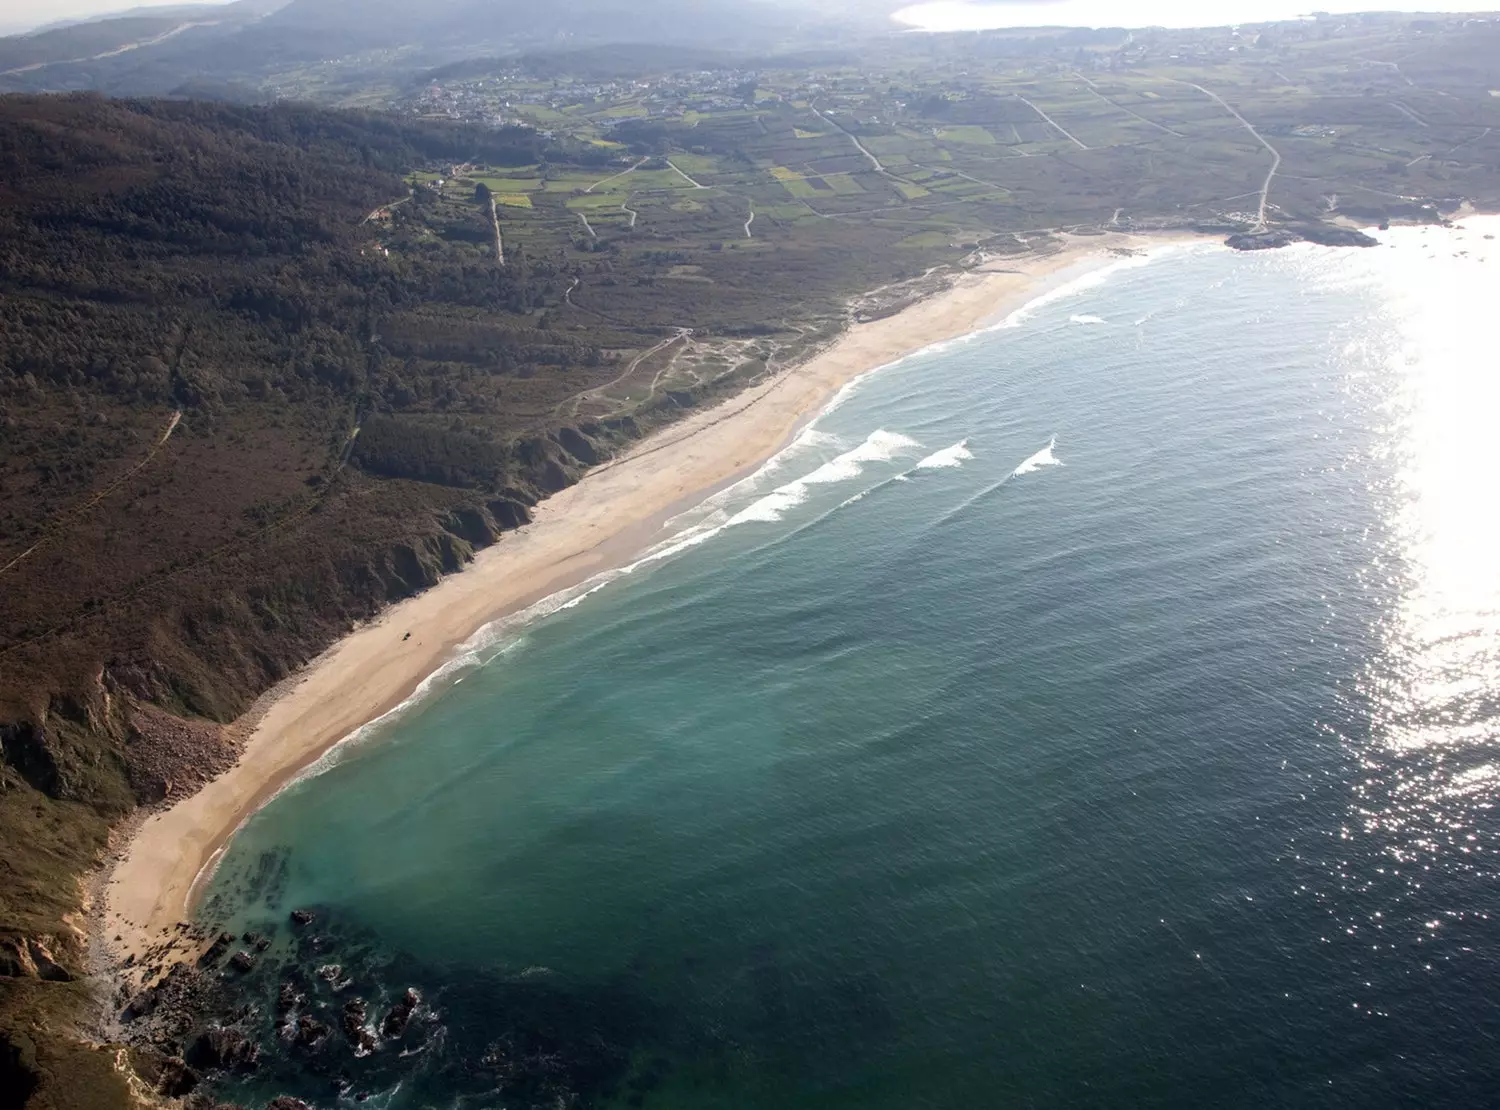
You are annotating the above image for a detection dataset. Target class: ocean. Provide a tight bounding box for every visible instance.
[199,220,1500,1108]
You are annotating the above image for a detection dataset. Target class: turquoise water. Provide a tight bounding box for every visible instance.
[203,223,1500,1108]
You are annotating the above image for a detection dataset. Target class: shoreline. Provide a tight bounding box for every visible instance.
[97,229,1204,985]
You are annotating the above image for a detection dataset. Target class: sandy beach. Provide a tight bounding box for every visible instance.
[99,230,1198,980]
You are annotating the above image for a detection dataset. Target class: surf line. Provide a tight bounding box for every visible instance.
[929,436,1063,526]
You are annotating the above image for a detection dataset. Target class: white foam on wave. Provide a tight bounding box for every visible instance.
[660,425,843,533]
[727,428,921,525]
[989,241,1208,333]
[1012,435,1063,476]
[915,439,974,470]
[1070,313,1107,325]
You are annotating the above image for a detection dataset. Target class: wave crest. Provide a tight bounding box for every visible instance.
[1012,436,1062,476]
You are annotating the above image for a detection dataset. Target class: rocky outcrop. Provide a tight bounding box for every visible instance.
[187,1027,261,1072]
[342,998,377,1055]
[381,988,419,1039]
[1226,223,1380,251]
[1293,223,1380,248]
[293,1014,330,1051]
[266,1097,313,1110]
[123,704,240,805]
[0,935,73,981]
[1225,229,1301,251]
[198,932,236,969]
[0,721,60,795]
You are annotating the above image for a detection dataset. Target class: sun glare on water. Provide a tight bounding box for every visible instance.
[1339,217,1500,908]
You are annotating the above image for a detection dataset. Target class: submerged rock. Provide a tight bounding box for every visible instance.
[266,1098,312,1110]
[198,932,236,968]
[290,909,315,926]
[228,951,256,973]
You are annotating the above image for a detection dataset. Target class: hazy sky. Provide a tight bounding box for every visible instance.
[894,0,1500,31]
[2,0,1497,37]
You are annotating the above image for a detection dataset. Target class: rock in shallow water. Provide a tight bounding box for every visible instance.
[381,988,420,1039]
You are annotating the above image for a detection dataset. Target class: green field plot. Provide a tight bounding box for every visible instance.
[793,127,823,139]
[494,194,533,208]
[823,173,865,195]
[474,176,541,193]
[895,180,931,200]
[670,153,719,175]
[897,230,955,248]
[599,102,647,118]
[769,165,820,197]
[566,193,624,210]
[938,125,997,145]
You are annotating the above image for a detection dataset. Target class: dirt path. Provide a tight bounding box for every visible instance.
[1015,94,1089,151]
[362,195,410,224]
[811,104,890,174]
[620,198,639,228]
[1390,100,1429,128]
[558,329,692,419]
[489,197,505,265]
[1078,80,1185,138]
[665,159,708,189]
[1172,79,1281,231]
[0,410,181,578]
[744,209,755,239]
[578,211,597,238]
[585,158,647,194]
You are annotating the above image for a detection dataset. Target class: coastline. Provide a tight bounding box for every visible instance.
[98,230,1203,983]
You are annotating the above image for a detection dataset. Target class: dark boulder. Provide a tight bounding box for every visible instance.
[1293,223,1380,248]
[294,1014,330,1051]
[343,998,378,1055]
[198,932,236,967]
[154,1056,201,1097]
[381,988,420,1039]
[267,1098,313,1110]
[228,951,256,973]
[290,909,314,926]
[187,1027,261,1072]
[1225,229,1300,251]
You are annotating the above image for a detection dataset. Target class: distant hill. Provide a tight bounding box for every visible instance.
[0,0,859,97]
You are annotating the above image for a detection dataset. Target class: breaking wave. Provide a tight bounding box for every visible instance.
[1013,436,1062,476]
[728,429,921,525]
[915,440,974,470]
[1070,314,1107,325]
